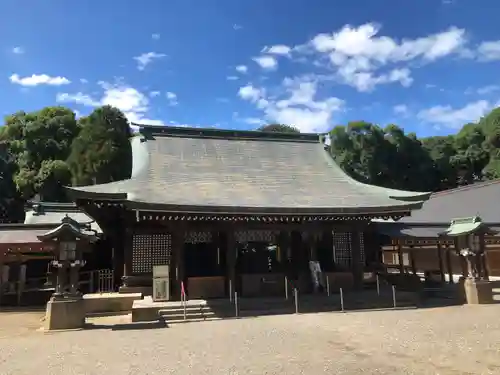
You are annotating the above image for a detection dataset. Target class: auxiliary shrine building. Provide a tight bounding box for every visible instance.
[66,125,431,300]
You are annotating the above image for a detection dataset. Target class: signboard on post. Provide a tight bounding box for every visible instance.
[153,265,170,302]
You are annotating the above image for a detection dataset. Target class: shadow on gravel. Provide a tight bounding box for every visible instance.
[85,319,168,331]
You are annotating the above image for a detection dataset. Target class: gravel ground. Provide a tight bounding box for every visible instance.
[0,305,499,375]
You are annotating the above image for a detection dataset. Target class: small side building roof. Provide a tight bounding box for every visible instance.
[24,201,102,233]
[66,125,431,217]
[376,180,500,238]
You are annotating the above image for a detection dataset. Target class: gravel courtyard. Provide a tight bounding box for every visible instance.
[1,305,499,375]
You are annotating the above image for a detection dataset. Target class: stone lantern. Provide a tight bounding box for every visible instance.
[441,216,495,304]
[38,216,97,331]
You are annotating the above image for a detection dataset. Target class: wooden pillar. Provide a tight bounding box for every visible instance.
[171,225,185,299]
[278,231,290,276]
[481,234,490,281]
[409,247,417,275]
[350,231,363,289]
[123,226,133,278]
[445,247,454,284]
[226,229,236,296]
[437,243,445,283]
[397,242,404,274]
[111,228,125,290]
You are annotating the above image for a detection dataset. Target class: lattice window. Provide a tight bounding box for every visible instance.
[151,234,171,268]
[235,230,278,243]
[185,231,212,244]
[333,232,352,268]
[132,233,172,274]
[359,232,365,264]
[392,253,410,266]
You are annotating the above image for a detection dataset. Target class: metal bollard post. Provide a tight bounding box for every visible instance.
[392,285,397,309]
[376,274,380,296]
[294,288,299,314]
[326,276,330,296]
[235,291,239,318]
[229,279,233,303]
[183,293,187,320]
[285,276,288,300]
[340,287,345,313]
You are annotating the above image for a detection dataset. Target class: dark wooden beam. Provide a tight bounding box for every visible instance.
[437,243,445,283]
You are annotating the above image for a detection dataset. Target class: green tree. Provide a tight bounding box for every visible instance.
[0,142,24,222]
[258,124,300,133]
[421,135,458,190]
[67,105,132,186]
[2,107,79,200]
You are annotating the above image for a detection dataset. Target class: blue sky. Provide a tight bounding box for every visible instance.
[1,0,499,136]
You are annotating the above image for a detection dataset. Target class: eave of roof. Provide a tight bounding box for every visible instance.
[65,125,431,216]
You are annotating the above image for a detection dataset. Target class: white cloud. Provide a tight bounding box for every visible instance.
[166,91,178,106]
[152,33,160,40]
[133,52,166,71]
[56,83,164,127]
[465,85,500,95]
[393,104,410,116]
[417,100,492,129]
[12,46,24,54]
[149,91,160,97]
[238,77,344,132]
[10,73,71,86]
[252,55,278,70]
[57,92,100,107]
[477,85,500,95]
[233,24,243,30]
[300,23,466,91]
[261,44,291,56]
[477,40,500,61]
[80,78,88,84]
[227,76,239,81]
[235,65,248,74]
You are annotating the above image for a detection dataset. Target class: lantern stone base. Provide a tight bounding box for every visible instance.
[462,278,493,305]
[43,295,86,331]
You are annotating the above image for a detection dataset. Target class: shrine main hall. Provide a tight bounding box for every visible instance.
[65,125,431,300]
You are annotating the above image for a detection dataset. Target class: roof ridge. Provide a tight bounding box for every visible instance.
[431,179,500,198]
[135,124,323,143]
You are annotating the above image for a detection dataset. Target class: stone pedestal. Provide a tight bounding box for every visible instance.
[43,295,86,331]
[463,278,493,305]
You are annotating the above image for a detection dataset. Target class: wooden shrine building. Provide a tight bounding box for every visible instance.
[65,125,431,300]
[0,202,106,305]
[376,180,500,280]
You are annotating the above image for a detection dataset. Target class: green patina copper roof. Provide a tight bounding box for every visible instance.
[65,125,432,216]
[442,216,485,236]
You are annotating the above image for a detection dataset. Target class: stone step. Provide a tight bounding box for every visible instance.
[159,311,217,320]
[166,317,223,325]
[158,305,213,313]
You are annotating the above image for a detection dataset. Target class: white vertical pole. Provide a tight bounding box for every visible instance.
[183,293,187,320]
[392,285,397,309]
[285,276,288,300]
[326,275,330,296]
[229,279,233,302]
[376,274,380,296]
[294,288,298,314]
[235,292,239,317]
[340,287,345,313]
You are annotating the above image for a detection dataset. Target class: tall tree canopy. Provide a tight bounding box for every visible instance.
[2,107,79,200]
[258,124,300,133]
[67,105,132,186]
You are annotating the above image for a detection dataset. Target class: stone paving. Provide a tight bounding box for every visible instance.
[0,305,500,375]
